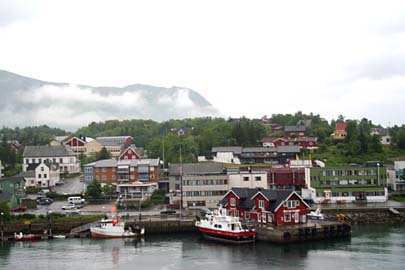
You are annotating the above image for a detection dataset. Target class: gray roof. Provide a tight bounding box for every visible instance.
[0,193,12,202]
[23,145,75,157]
[212,146,243,154]
[169,163,225,176]
[242,147,277,153]
[0,176,26,184]
[16,171,35,178]
[284,125,306,132]
[276,145,301,153]
[96,136,132,147]
[219,187,295,212]
[94,159,117,168]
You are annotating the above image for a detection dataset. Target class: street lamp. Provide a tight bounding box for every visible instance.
[377,163,380,186]
[1,212,4,241]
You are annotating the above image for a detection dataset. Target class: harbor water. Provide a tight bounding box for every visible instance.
[1,224,404,270]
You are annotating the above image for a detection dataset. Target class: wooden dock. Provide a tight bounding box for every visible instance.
[255,220,351,243]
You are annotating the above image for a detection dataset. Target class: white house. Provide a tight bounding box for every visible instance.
[23,145,80,175]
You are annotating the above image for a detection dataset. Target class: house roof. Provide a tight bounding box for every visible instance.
[335,123,347,131]
[94,159,117,168]
[53,135,70,142]
[16,171,35,178]
[96,136,133,147]
[220,187,306,212]
[261,137,287,143]
[0,193,12,202]
[118,145,144,159]
[212,146,243,154]
[284,125,306,132]
[169,162,224,176]
[276,145,301,153]
[23,145,75,157]
[0,176,26,184]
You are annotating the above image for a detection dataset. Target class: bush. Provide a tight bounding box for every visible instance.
[25,186,42,194]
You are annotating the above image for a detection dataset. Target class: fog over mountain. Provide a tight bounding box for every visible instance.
[0,70,222,131]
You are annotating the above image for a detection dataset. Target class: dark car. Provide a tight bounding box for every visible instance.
[160,210,176,215]
[11,205,28,212]
[36,197,53,205]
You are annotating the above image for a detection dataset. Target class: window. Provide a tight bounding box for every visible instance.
[235,210,239,217]
[284,213,291,222]
[41,167,44,172]
[102,175,107,181]
[25,159,29,164]
[59,158,63,163]
[39,158,42,163]
[268,214,273,222]
[112,167,116,172]
[32,159,35,163]
[245,212,250,220]
[243,176,249,181]
[38,174,42,178]
[255,176,261,181]
[130,175,135,180]
[112,175,116,180]
[230,197,236,206]
[44,174,47,178]
[102,168,107,172]
[259,200,265,209]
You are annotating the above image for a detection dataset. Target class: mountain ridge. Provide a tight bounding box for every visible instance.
[0,70,222,131]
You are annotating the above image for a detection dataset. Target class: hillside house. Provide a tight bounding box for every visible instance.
[331,123,347,140]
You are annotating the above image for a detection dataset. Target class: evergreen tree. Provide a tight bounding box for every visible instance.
[86,179,102,199]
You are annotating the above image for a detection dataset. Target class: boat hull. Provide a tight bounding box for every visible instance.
[196,226,256,244]
[90,227,144,239]
[15,234,41,241]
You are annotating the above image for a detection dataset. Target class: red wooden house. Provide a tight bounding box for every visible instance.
[118,145,144,161]
[220,187,309,226]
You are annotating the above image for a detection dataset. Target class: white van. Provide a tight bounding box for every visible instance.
[68,196,85,205]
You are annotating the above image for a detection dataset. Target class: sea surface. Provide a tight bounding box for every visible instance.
[1,224,404,270]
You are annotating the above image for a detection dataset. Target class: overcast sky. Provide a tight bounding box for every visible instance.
[1,0,405,127]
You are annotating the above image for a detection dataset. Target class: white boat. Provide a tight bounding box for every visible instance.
[90,219,145,239]
[195,208,256,244]
[307,208,324,220]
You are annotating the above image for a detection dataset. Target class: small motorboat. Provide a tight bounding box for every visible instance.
[307,208,324,220]
[14,232,41,241]
[53,235,66,239]
[195,208,256,244]
[90,219,145,239]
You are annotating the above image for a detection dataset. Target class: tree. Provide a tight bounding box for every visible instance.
[96,147,111,160]
[86,179,102,199]
[0,200,11,220]
[397,129,405,150]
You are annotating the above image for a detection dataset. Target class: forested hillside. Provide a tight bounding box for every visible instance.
[2,112,405,170]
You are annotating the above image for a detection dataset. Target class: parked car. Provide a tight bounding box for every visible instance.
[65,210,81,216]
[61,204,77,210]
[36,197,53,205]
[67,196,85,205]
[160,210,176,215]
[11,205,28,212]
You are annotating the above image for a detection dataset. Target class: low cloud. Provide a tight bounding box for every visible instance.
[0,84,222,131]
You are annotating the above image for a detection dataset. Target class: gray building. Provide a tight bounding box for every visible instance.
[169,163,228,208]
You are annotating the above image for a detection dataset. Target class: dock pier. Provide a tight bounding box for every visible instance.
[255,220,351,243]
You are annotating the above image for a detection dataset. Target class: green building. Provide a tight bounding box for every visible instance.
[303,164,387,203]
[0,176,26,203]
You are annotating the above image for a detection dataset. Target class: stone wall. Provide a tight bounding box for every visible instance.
[323,208,405,224]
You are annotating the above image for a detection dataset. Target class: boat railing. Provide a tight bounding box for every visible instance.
[70,220,102,235]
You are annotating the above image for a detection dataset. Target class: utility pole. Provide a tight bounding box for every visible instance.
[180,146,183,218]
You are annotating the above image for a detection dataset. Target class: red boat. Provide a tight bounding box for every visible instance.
[14,232,42,241]
[195,208,256,244]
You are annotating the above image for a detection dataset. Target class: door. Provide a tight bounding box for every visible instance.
[262,213,267,224]
[294,212,299,223]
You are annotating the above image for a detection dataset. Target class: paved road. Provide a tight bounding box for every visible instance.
[53,175,86,195]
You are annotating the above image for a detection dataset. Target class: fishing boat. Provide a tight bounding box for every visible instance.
[14,232,41,241]
[195,208,256,244]
[90,219,145,239]
[307,208,324,220]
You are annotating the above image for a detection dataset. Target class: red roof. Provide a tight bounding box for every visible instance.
[336,123,347,131]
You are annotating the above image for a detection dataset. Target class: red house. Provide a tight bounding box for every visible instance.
[284,125,306,138]
[261,136,318,149]
[118,146,144,161]
[220,188,309,226]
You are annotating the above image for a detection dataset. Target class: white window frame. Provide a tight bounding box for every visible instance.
[284,213,291,222]
[258,200,265,209]
[230,197,236,206]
